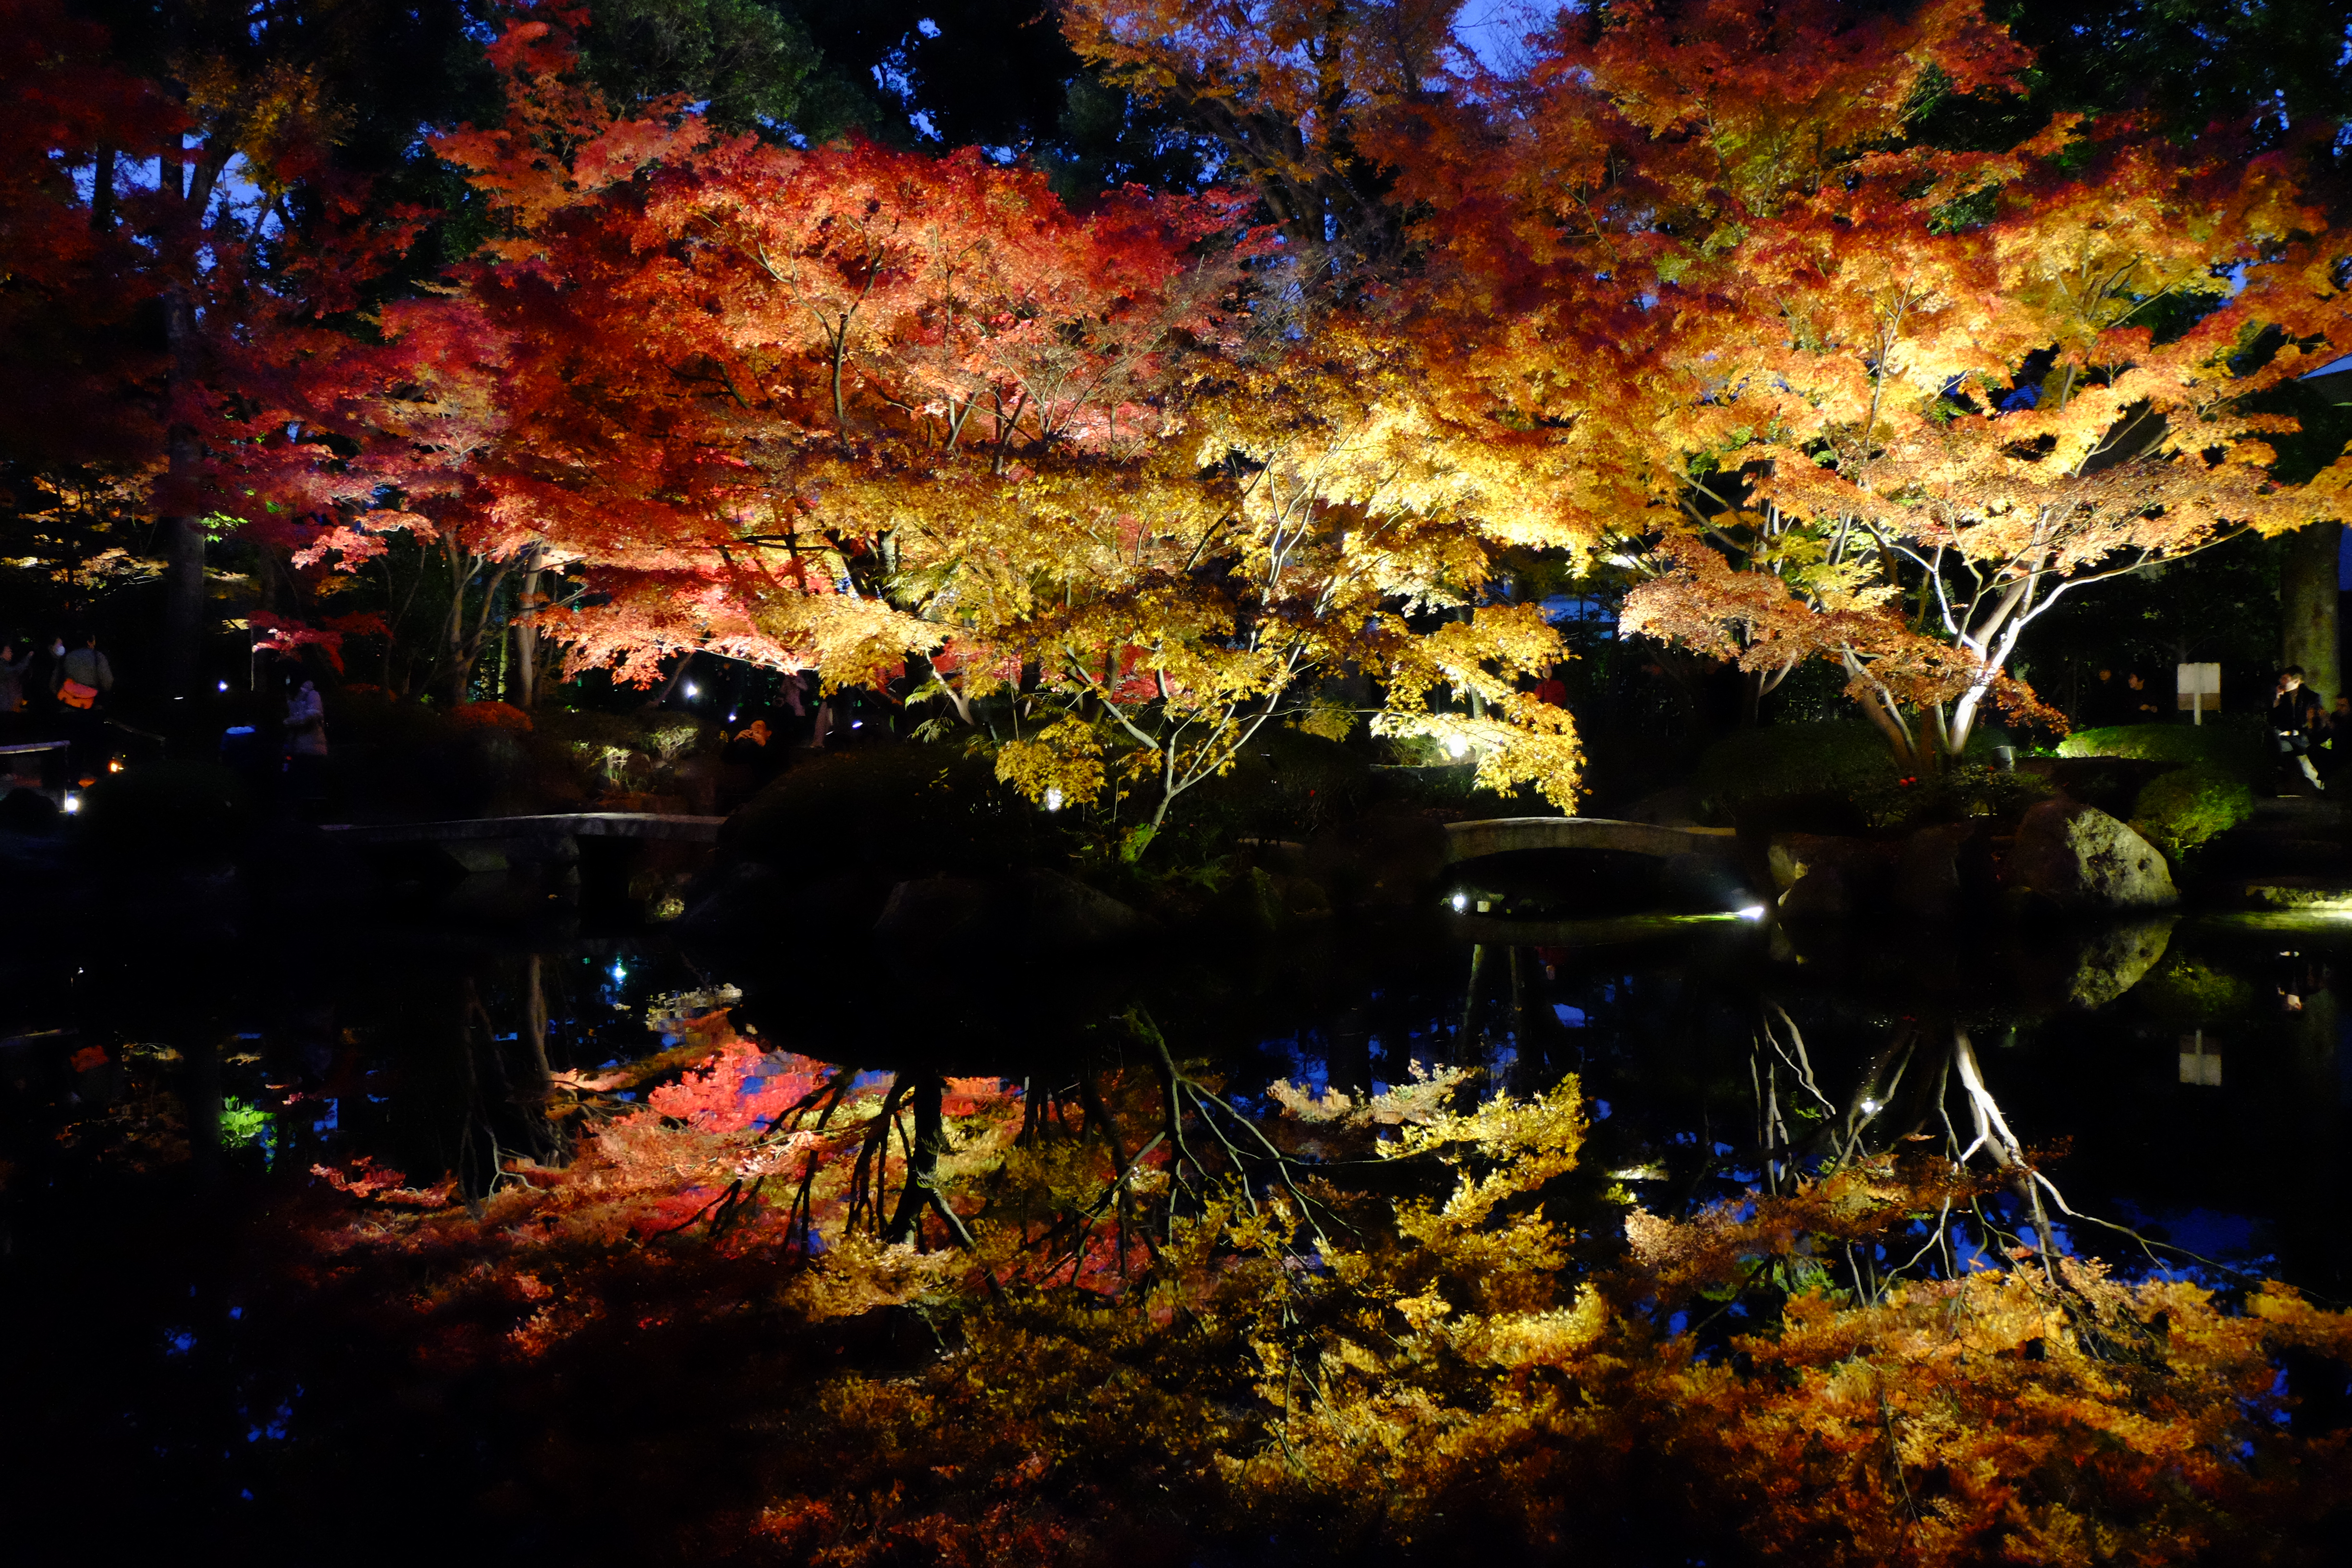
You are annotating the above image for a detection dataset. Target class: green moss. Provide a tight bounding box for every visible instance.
[2057,721,2265,779]
[2129,764,2255,862]
[2130,953,2257,1026]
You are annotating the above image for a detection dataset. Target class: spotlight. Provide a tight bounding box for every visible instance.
[1734,904,1766,920]
[1446,737,1468,759]
[684,682,698,698]
[1860,1098,1881,1115]
[217,680,230,692]
[1044,788,1064,813]
[1449,892,1468,911]
[62,793,81,814]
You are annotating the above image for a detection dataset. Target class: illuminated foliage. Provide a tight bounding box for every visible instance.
[1384,0,2352,760]
[294,1006,2352,1565]
[1076,0,2352,762]
[230,12,1583,820]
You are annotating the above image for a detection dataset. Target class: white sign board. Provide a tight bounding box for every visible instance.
[2176,662,2221,722]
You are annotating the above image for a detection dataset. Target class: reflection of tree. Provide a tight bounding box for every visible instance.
[446,956,576,1197]
[1752,1004,2240,1290]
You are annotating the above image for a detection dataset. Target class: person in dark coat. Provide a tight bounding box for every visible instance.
[22,635,64,716]
[2272,666,2326,793]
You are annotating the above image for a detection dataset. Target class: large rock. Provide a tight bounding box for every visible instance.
[1892,822,1979,919]
[2007,798,2177,912]
[2054,917,2177,1009]
[1768,833,1892,918]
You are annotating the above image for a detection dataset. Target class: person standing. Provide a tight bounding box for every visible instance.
[0,641,28,717]
[55,633,112,710]
[23,634,64,716]
[283,670,329,811]
[54,632,113,776]
[2272,666,2326,793]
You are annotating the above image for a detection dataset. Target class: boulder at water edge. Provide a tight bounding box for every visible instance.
[1768,833,1893,917]
[2007,798,2177,912]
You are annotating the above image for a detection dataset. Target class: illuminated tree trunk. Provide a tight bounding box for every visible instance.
[2282,522,2340,702]
[513,556,541,709]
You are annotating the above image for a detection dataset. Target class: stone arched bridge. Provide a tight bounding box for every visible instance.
[1442,817,1740,865]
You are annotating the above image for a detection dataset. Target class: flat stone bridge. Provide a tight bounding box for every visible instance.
[1443,816,1740,865]
[323,813,728,920]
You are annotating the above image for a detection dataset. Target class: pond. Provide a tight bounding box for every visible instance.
[3,899,2349,1562]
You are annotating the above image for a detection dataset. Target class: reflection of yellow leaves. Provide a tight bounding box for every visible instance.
[1269,1059,1472,1126]
[776,1234,955,1322]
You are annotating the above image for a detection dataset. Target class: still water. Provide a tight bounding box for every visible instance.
[2,905,2347,1560]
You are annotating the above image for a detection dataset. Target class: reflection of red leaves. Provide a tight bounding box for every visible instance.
[941,1077,1015,1116]
[311,1156,458,1208]
[69,1045,109,1072]
[648,1039,831,1134]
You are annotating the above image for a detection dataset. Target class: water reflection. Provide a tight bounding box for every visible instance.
[4,908,2351,1549]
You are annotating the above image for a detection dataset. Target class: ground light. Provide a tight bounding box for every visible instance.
[1044,788,1064,812]
[1735,904,1766,919]
[217,679,229,692]
[684,683,698,697]
[61,793,81,813]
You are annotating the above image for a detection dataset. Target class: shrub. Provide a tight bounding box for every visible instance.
[2129,763,2255,862]
[76,761,246,866]
[1695,721,1898,827]
[447,700,534,732]
[1851,763,2053,832]
[1168,726,1373,838]
[722,745,1050,879]
[2056,720,2265,779]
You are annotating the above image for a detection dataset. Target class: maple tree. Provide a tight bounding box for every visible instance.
[1073,0,2352,761]
[1404,0,2352,761]
[233,12,1584,828]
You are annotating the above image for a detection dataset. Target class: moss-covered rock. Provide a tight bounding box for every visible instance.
[2007,798,2178,912]
[2129,764,2256,863]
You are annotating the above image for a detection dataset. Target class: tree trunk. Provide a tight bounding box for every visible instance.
[513,563,541,710]
[2282,521,2341,704]
[159,288,207,698]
